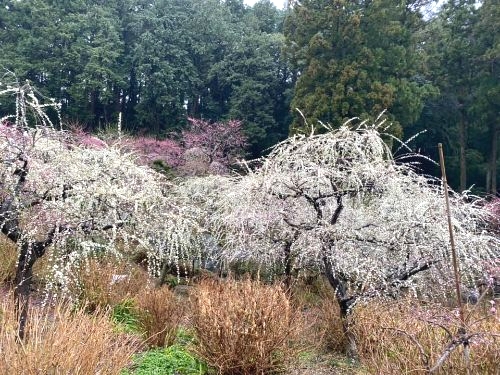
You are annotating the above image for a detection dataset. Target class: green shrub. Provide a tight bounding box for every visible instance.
[112,299,141,333]
[123,345,207,375]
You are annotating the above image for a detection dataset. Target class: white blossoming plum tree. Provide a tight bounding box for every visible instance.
[189,119,499,356]
[0,80,200,339]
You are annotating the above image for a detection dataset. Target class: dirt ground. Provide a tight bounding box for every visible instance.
[288,352,364,375]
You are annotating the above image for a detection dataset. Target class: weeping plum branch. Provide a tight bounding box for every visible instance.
[0,80,201,340]
[183,118,499,357]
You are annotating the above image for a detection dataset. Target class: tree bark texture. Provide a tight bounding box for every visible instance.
[13,239,51,340]
[322,255,359,359]
[459,114,468,193]
[488,123,498,195]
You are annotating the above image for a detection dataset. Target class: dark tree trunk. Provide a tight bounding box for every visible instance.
[322,255,358,359]
[282,231,300,293]
[283,240,292,292]
[90,90,101,130]
[459,113,467,192]
[156,259,170,288]
[13,241,45,340]
[13,236,53,340]
[13,242,35,341]
[1,155,55,340]
[488,124,498,195]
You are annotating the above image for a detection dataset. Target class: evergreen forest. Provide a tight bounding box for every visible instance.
[0,0,498,193]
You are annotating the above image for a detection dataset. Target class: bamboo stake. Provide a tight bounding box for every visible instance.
[438,143,470,374]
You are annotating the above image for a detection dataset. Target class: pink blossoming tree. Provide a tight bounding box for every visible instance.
[123,136,184,170]
[120,118,247,176]
[180,118,247,175]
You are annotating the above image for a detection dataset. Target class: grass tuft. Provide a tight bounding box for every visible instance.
[353,298,500,374]
[190,278,306,375]
[0,298,140,374]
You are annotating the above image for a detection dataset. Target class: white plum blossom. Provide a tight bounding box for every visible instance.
[0,81,201,338]
[177,119,499,357]
[182,119,499,312]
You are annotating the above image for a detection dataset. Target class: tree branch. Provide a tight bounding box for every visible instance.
[330,195,343,225]
[28,184,73,207]
[387,258,440,283]
[381,327,430,370]
[283,217,315,231]
[428,336,466,373]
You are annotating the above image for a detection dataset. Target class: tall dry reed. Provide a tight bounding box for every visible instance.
[0,298,140,374]
[69,257,150,310]
[191,279,306,375]
[352,298,500,374]
[134,285,186,347]
[0,237,17,285]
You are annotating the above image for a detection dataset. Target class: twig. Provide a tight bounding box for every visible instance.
[429,337,465,373]
[381,326,430,370]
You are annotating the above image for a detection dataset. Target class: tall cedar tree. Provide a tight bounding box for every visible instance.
[284,0,436,137]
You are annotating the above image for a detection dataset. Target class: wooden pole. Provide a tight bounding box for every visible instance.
[438,143,470,373]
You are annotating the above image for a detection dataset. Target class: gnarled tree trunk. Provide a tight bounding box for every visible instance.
[322,255,359,359]
[13,237,53,340]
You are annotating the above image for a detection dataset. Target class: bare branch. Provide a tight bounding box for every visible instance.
[380,327,430,370]
[429,336,469,374]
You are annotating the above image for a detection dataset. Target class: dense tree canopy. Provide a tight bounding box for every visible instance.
[0,80,201,337]
[0,0,291,156]
[0,0,498,191]
[407,0,499,193]
[283,0,437,137]
[185,120,498,296]
[178,118,500,355]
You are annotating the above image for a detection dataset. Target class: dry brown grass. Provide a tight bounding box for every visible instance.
[0,236,17,285]
[133,285,186,347]
[352,298,500,374]
[0,298,140,374]
[70,257,186,347]
[314,290,348,353]
[191,278,307,375]
[69,257,150,310]
[290,276,346,353]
